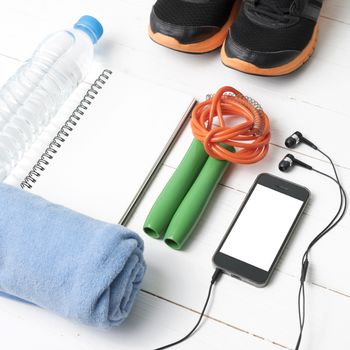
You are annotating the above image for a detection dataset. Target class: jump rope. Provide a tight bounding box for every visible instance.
[143,86,270,248]
[191,86,270,164]
[152,87,348,350]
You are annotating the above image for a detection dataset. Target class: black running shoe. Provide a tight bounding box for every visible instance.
[149,0,241,53]
[221,0,323,75]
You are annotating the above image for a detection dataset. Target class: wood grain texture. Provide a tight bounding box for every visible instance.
[0,0,349,349]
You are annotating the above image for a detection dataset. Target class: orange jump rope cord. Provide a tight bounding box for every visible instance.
[191,86,271,164]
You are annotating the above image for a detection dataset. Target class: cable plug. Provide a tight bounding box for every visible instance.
[211,269,222,284]
[300,258,309,284]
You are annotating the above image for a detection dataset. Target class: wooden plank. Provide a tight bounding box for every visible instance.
[0,291,283,350]
[323,0,350,24]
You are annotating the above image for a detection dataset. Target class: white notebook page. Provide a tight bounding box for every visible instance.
[18,72,193,224]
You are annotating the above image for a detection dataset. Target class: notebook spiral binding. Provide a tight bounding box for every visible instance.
[21,69,112,189]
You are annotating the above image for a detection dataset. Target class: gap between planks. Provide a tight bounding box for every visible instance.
[140,289,291,350]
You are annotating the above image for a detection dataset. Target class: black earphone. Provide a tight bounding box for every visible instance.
[279,131,347,350]
[279,154,312,172]
[284,131,318,150]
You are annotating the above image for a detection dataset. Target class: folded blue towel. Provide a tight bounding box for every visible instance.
[0,183,146,328]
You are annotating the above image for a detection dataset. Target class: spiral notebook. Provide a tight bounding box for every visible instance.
[6,70,195,225]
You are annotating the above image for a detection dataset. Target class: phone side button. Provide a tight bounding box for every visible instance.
[231,274,242,280]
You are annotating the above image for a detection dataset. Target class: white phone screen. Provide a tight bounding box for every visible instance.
[220,184,304,272]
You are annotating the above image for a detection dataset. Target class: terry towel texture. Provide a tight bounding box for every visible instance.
[0,183,146,328]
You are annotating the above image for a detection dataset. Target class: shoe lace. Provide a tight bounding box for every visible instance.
[250,0,303,22]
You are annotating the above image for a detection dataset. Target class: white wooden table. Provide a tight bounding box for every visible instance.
[0,0,349,349]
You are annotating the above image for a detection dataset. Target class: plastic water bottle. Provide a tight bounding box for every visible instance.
[0,15,103,181]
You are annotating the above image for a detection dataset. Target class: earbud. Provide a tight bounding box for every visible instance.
[279,154,313,172]
[285,131,318,150]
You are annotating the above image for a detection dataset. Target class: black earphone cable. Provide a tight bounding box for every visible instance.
[153,269,222,350]
[294,149,347,350]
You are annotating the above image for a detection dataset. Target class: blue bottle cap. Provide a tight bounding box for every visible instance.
[74,15,103,44]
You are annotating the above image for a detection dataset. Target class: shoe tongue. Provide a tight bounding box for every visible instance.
[253,0,295,22]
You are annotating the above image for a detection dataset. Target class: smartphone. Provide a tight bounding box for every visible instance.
[213,173,310,287]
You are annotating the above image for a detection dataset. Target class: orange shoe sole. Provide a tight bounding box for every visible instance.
[221,23,319,76]
[148,0,241,54]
